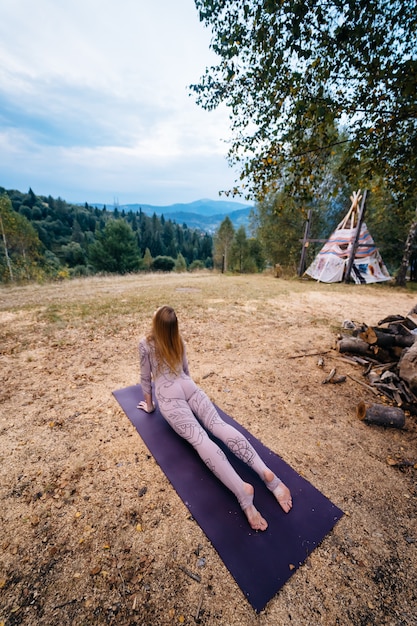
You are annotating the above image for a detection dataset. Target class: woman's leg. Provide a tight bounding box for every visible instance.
[159,395,268,530]
[188,388,292,513]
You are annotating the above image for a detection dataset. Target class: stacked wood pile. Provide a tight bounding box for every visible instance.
[336,305,417,413]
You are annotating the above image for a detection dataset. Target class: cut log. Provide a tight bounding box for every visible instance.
[388,346,406,361]
[356,402,405,428]
[359,327,378,344]
[394,335,415,348]
[405,313,417,329]
[336,336,375,357]
[372,345,399,363]
[359,327,415,350]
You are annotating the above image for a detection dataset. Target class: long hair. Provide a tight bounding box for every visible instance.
[148,306,184,374]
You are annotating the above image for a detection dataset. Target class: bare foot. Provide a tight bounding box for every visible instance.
[242,483,268,531]
[264,470,293,513]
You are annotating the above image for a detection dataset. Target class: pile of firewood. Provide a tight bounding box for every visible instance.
[336,305,417,412]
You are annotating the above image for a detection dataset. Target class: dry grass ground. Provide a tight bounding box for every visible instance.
[0,272,416,626]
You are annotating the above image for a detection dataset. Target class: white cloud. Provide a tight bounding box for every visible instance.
[0,0,240,204]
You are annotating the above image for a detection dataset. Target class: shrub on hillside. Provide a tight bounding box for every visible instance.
[151,256,175,272]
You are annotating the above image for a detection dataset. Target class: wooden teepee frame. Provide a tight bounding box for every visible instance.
[341,190,368,282]
[298,189,368,282]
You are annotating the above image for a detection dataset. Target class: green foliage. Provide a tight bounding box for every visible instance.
[0,194,44,282]
[188,259,205,271]
[214,216,235,270]
[0,187,214,282]
[142,247,153,270]
[247,237,265,272]
[151,255,176,272]
[175,252,187,272]
[192,0,417,208]
[230,225,250,272]
[69,264,93,278]
[61,241,86,267]
[192,0,417,280]
[88,219,141,274]
[215,219,265,272]
[253,191,306,268]
[363,182,417,274]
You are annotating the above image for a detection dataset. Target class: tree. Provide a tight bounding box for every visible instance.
[0,194,42,281]
[88,219,141,274]
[12,213,43,279]
[192,0,417,280]
[247,237,265,272]
[254,190,314,269]
[61,241,86,267]
[229,225,265,272]
[192,0,416,195]
[231,225,248,272]
[0,195,15,280]
[396,208,417,287]
[142,247,153,270]
[162,220,178,258]
[214,216,235,271]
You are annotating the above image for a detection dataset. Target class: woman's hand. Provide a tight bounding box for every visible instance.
[137,400,155,413]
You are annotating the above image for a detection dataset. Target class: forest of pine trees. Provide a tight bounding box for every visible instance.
[0,187,214,282]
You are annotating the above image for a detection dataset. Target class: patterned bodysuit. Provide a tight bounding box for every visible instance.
[139,337,281,511]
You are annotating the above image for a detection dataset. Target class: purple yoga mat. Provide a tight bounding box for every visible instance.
[113,385,343,612]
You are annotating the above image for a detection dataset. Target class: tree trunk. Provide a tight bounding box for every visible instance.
[298,208,312,276]
[0,214,13,281]
[396,207,417,287]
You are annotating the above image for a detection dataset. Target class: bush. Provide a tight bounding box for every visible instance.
[69,264,93,277]
[151,256,176,272]
[175,253,187,272]
[188,260,205,272]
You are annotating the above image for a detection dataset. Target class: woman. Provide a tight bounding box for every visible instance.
[138,305,292,531]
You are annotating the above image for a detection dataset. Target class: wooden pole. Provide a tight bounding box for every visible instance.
[298,209,312,277]
[344,189,367,283]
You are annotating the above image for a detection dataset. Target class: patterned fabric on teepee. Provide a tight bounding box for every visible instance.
[305,190,391,284]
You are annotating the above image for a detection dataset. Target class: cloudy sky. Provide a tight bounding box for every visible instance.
[0,0,241,206]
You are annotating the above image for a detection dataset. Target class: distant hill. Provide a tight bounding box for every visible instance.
[91,199,254,233]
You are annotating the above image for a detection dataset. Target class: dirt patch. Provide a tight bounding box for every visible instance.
[0,273,416,625]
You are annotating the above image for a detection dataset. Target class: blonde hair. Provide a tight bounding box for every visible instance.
[148,306,184,374]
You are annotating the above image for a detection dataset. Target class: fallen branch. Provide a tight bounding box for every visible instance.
[288,350,331,359]
[322,368,336,384]
[347,374,379,395]
[53,598,78,610]
[178,565,201,583]
[195,589,204,623]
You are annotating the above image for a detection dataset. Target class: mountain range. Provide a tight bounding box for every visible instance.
[93,199,254,233]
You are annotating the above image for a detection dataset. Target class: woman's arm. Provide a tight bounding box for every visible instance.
[138,339,156,413]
